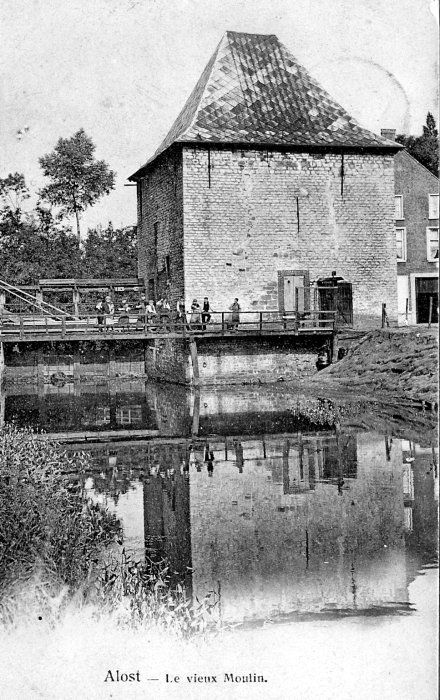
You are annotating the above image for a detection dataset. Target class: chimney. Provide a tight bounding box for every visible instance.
[381,128,396,141]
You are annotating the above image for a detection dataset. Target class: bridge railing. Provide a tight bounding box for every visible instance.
[0,309,336,339]
[187,309,335,332]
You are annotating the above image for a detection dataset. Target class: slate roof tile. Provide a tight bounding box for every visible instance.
[130,31,400,178]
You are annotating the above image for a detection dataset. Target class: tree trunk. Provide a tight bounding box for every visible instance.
[72,193,81,242]
[74,208,81,242]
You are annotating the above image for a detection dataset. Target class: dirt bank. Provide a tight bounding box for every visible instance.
[314,328,438,407]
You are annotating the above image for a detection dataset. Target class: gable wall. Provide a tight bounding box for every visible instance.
[182,147,397,327]
[394,150,438,276]
[137,148,184,305]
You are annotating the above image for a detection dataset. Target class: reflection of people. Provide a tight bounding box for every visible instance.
[205,444,214,477]
[235,441,244,474]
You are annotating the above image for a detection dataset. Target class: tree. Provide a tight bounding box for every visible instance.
[39,129,115,241]
[396,112,439,175]
[0,172,30,226]
[0,173,81,285]
[81,223,137,278]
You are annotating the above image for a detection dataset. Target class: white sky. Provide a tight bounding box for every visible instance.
[1,0,438,233]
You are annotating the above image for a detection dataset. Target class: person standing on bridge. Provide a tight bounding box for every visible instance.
[95,298,105,332]
[136,294,147,329]
[117,298,131,328]
[201,297,213,330]
[104,295,115,331]
[175,297,186,329]
[190,299,201,330]
[145,300,157,331]
[229,298,241,331]
[156,297,171,331]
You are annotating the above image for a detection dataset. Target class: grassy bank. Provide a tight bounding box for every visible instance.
[0,427,217,637]
[316,328,438,406]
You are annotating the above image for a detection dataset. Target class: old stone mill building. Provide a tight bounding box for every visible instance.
[129,31,400,384]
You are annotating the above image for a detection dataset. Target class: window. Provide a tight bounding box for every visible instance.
[426,227,439,262]
[394,195,404,220]
[165,255,171,278]
[428,194,439,219]
[153,222,159,249]
[395,228,407,262]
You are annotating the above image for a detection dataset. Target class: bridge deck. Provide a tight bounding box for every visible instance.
[0,327,333,343]
[0,311,335,343]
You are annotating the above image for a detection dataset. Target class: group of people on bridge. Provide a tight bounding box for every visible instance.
[94,294,241,332]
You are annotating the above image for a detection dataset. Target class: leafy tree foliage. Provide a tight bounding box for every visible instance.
[396,112,439,175]
[0,172,30,224]
[39,129,115,240]
[0,173,136,285]
[82,223,137,278]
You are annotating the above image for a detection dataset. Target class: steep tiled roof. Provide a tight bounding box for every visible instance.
[130,31,399,178]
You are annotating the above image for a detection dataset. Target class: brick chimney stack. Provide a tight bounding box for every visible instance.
[381,128,397,141]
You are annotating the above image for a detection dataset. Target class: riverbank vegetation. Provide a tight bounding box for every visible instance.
[0,427,218,637]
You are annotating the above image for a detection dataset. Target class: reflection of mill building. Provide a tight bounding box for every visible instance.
[138,431,420,624]
[188,432,408,622]
[143,445,193,590]
[130,31,400,327]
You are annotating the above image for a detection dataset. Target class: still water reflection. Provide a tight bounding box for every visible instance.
[3,378,438,626]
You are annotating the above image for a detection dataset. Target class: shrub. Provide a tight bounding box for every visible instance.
[0,426,120,593]
[0,427,219,637]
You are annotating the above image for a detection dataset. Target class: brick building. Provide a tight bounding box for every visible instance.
[129,31,401,327]
[383,130,439,325]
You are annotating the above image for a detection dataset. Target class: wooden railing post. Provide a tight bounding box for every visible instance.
[259,312,263,332]
[428,296,433,328]
[19,315,24,340]
[221,312,225,332]
[61,316,66,339]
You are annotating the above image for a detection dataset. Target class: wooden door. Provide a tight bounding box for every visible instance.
[416,277,438,323]
[283,275,305,313]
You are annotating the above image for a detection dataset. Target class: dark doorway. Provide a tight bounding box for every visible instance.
[317,277,353,327]
[416,277,438,323]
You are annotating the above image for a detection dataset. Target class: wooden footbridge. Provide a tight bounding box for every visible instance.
[0,277,336,344]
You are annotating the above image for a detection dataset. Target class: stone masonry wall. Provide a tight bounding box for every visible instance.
[144,335,321,385]
[144,338,191,384]
[182,147,397,327]
[137,147,184,305]
[194,336,321,385]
